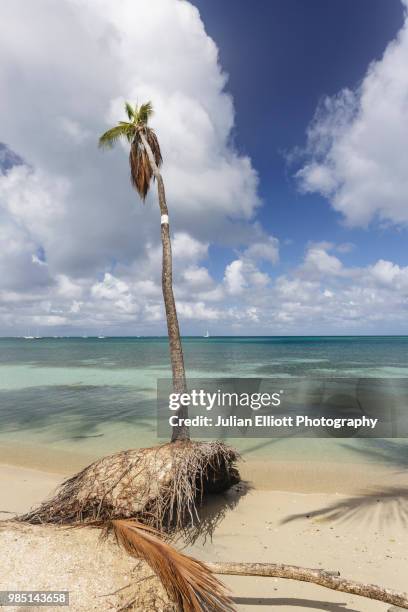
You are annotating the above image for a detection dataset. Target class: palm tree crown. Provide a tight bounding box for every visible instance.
[99,101,162,200]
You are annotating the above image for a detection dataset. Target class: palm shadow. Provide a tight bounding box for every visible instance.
[0,385,156,440]
[233,597,359,611]
[281,486,408,527]
[341,439,408,470]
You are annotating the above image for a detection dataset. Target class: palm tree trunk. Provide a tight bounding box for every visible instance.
[139,131,189,442]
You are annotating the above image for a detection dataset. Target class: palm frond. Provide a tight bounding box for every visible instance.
[129,138,152,200]
[137,101,154,125]
[98,123,134,148]
[109,519,234,612]
[99,99,161,199]
[146,128,163,168]
[128,128,162,199]
[125,101,135,120]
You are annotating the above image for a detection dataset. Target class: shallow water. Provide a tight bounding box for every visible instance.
[0,336,407,468]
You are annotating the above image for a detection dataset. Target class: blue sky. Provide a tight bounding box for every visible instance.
[194,0,407,276]
[1,0,408,335]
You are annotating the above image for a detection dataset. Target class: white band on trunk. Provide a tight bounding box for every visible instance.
[161,214,169,224]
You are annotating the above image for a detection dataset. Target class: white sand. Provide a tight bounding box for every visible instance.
[0,462,407,611]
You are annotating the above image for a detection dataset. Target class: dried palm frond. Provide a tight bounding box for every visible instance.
[18,441,240,532]
[129,128,162,200]
[129,140,151,199]
[107,519,234,612]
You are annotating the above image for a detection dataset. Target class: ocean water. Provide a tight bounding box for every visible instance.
[0,336,407,467]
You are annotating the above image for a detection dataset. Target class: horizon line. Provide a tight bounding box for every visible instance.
[2,334,408,339]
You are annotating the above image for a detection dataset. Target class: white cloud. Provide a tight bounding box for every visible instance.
[0,0,274,333]
[0,0,260,275]
[0,165,68,247]
[1,235,408,334]
[91,273,130,301]
[224,260,246,295]
[296,3,408,226]
[370,259,408,289]
[217,244,408,333]
[243,236,279,264]
[56,275,84,300]
[302,245,343,277]
[32,254,47,266]
[182,266,213,289]
[1,0,407,335]
[224,259,269,295]
[177,301,220,321]
[172,233,208,262]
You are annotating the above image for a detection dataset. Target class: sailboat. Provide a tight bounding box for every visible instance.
[204,330,210,338]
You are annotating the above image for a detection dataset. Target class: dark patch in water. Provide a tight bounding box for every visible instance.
[71,433,104,439]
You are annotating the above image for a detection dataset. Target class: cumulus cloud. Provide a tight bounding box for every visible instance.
[224,259,269,295]
[370,259,408,289]
[172,233,209,261]
[243,236,279,264]
[301,243,344,277]
[0,0,272,333]
[0,0,261,273]
[296,2,408,227]
[1,0,407,335]
[229,244,408,333]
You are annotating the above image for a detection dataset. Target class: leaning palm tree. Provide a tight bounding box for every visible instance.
[19,102,239,612]
[98,101,187,441]
[19,103,240,609]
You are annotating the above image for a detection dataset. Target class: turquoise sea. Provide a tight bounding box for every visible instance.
[0,336,407,468]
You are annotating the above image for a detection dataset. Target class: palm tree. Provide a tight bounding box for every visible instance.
[19,103,240,610]
[99,101,188,441]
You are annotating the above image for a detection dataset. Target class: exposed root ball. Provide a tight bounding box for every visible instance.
[19,441,240,531]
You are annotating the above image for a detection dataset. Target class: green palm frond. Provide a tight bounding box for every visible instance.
[136,101,154,125]
[125,101,135,121]
[98,123,134,148]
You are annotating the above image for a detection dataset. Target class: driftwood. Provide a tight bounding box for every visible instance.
[207,562,408,609]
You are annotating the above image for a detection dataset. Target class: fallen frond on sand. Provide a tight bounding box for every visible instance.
[207,561,408,609]
[107,519,234,612]
[18,441,240,532]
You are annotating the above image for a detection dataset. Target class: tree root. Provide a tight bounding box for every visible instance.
[18,441,240,532]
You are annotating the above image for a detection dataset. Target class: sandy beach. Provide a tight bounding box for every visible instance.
[1,458,407,611]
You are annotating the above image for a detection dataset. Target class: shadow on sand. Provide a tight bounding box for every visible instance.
[280,485,408,527]
[232,597,359,611]
[278,439,408,526]
[180,481,252,545]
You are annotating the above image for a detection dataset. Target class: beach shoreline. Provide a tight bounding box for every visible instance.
[1,438,407,493]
